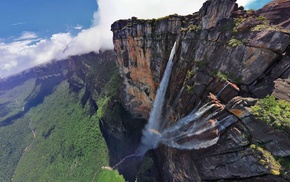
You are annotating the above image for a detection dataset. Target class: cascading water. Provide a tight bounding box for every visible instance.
[135,42,238,155]
[112,42,238,170]
[136,42,177,155]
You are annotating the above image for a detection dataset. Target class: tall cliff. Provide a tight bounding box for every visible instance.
[0,51,128,181]
[111,0,290,181]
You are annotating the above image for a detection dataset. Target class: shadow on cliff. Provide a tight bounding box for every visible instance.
[99,100,147,182]
[0,70,36,92]
[0,76,64,127]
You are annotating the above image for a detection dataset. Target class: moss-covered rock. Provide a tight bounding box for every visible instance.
[251,95,290,132]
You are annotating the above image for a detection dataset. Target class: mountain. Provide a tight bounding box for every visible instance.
[0,51,125,181]
[111,0,290,181]
[1,0,290,181]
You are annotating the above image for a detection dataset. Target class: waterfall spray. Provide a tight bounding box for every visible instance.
[111,42,238,169]
[136,42,177,155]
[135,42,238,155]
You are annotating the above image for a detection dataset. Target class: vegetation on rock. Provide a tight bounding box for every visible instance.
[250,144,281,175]
[251,95,290,132]
[233,16,246,32]
[181,24,201,32]
[228,38,243,47]
[185,85,195,95]
[96,68,122,122]
[211,70,241,83]
[111,0,290,181]
[251,15,290,33]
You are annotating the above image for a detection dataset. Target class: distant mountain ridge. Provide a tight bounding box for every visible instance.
[1,0,290,181]
[0,51,126,181]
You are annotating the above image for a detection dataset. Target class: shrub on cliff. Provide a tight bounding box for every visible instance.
[251,95,290,132]
[250,144,281,175]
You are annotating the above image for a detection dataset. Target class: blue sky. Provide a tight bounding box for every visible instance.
[244,0,273,9]
[0,0,98,41]
[0,0,98,42]
[0,0,272,78]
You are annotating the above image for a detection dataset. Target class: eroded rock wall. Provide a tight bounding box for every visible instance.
[112,0,290,181]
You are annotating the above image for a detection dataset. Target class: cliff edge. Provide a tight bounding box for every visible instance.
[111,0,290,181]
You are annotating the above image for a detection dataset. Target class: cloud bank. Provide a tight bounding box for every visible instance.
[0,0,253,78]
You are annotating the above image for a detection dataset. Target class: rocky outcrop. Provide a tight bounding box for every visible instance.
[199,0,236,29]
[112,0,290,181]
[0,51,119,125]
[111,14,199,119]
[257,0,290,28]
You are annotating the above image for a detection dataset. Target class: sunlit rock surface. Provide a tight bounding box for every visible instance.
[112,0,290,181]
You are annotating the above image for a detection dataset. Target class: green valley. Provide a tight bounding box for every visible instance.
[0,52,125,181]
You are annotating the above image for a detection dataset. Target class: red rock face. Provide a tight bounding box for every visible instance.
[112,0,290,181]
[112,15,192,118]
[114,37,156,119]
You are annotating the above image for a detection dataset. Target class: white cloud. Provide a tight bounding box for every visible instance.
[14,31,38,41]
[96,0,206,24]
[0,33,73,78]
[238,0,255,6]
[0,0,254,78]
[12,22,26,26]
[74,25,83,30]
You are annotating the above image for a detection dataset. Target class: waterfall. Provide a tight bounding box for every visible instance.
[135,42,238,155]
[160,102,221,150]
[113,42,238,169]
[136,42,177,155]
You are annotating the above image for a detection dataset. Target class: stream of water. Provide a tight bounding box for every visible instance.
[113,42,237,169]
